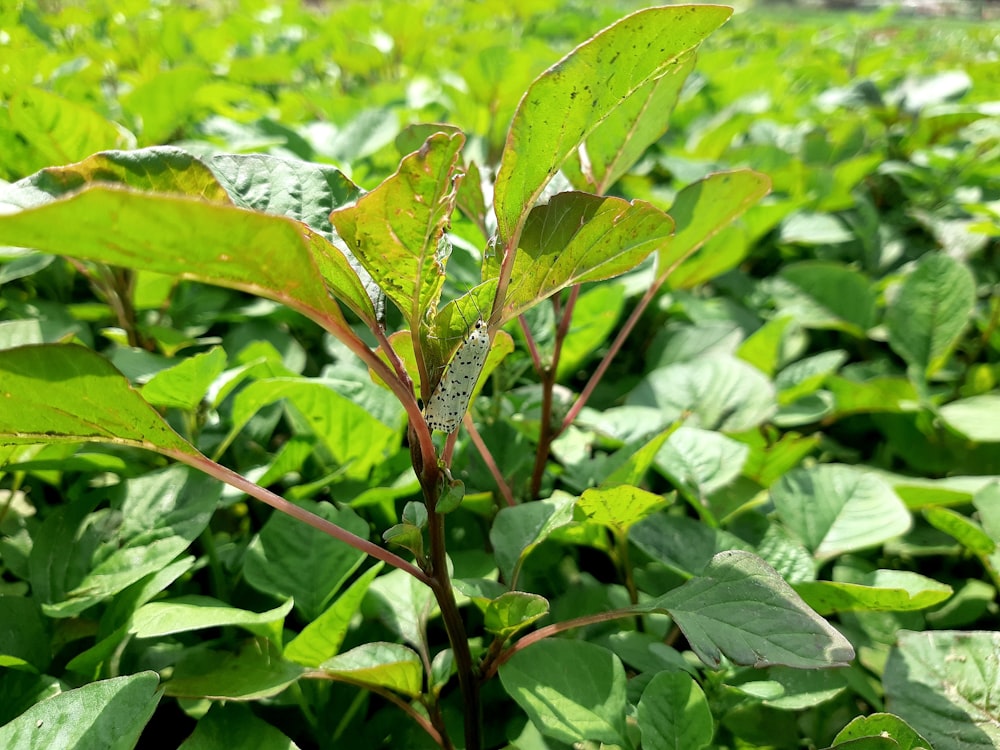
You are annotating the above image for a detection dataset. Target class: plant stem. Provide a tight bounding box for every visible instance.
[426,504,482,750]
[167,448,432,584]
[464,416,516,507]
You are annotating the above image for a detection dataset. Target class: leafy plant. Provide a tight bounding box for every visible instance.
[1,2,999,750]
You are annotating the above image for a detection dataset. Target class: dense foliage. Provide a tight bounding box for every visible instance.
[1,2,998,749]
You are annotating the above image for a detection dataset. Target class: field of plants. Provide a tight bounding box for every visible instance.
[1,1,998,749]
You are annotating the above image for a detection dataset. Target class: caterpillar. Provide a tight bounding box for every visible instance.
[423,318,490,433]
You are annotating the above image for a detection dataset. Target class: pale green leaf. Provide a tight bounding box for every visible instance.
[884,630,1000,750]
[642,550,856,668]
[320,642,423,697]
[886,253,976,377]
[494,192,672,324]
[771,464,912,561]
[0,672,160,750]
[0,344,196,455]
[142,347,228,410]
[499,640,628,745]
[794,570,953,615]
[575,485,666,533]
[637,671,714,750]
[132,596,293,644]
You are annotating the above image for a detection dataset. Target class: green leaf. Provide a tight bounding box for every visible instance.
[489,493,576,585]
[924,506,996,555]
[142,347,228,410]
[499,640,628,745]
[597,427,677,489]
[886,253,976,377]
[364,567,438,649]
[483,592,550,640]
[662,169,771,283]
[66,557,195,677]
[0,344,196,454]
[974,483,1000,543]
[166,639,304,701]
[243,501,368,622]
[777,262,877,337]
[779,212,854,245]
[205,152,376,311]
[3,147,231,208]
[884,630,1000,750]
[493,192,672,324]
[0,184,371,326]
[939,394,1000,442]
[833,712,934,750]
[178,702,300,750]
[575,485,667,533]
[226,378,401,480]
[737,316,796,378]
[555,283,626,381]
[35,465,219,617]
[794,570,953,615]
[775,350,849,405]
[123,67,210,145]
[330,131,464,327]
[0,596,49,672]
[827,375,919,417]
[771,464,912,561]
[654,426,750,500]
[0,672,160,750]
[493,5,731,239]
[132,596,293,644]
[636,671,714,750]
[642,550,855,668]
[628,355,776,432]
[630,513,755,577]
[285,564,383,667]
[8,87,134,172]
[320,642,423,697]
[763,666,847,710]
[560,49,698,193]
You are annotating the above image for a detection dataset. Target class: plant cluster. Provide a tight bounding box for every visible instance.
[0,2,998,750]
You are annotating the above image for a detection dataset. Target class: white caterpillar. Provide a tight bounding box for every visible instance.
[423,318,490,433]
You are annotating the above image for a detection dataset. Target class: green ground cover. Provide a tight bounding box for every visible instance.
[0,2,998,748]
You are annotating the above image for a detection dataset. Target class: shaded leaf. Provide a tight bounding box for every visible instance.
[178,702,300,750]
[642,550,855,669]
[166,639,303,701]
[490,493,576,585]
[243,501,367,622]
[499,640,628,745]
[884,630,1000,750]
[637,671,714,750]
